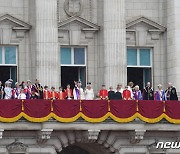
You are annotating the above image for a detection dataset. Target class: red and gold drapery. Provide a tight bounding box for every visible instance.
[0,100,180,124]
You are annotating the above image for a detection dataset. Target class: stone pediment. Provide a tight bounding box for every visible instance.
[126,16,166,32]
[58,16,100,31]
[0,14,31,30]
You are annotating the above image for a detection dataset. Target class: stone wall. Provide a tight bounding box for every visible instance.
[125,0,167,89]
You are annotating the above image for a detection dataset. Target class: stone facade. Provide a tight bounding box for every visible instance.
[0,0,177,94]
[0,121,180,154]
[0,0,180,153]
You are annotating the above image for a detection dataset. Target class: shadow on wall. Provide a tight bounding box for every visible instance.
[58,145,89,154]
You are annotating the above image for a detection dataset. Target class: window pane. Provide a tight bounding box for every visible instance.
[0,47,2,64]
[5,47,16,64]
[74,48,85,65]
[140,49,151,66]
[61,48,71,64]
[145,68,151,84]
[10,66,17,87]
[127,48,137,66]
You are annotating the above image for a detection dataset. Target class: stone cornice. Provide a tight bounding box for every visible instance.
[58,16,100,31]
[126,16,166,32]
[0,14,31,30]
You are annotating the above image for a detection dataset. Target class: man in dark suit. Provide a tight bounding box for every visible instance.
[108,86,115,100]
[143,82,154,100]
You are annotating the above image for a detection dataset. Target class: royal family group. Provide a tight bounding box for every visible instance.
[0,79,178,101]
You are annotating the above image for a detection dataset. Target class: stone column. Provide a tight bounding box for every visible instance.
[167,0,180,95]
[35,0,60,88]
[103,0,126,88]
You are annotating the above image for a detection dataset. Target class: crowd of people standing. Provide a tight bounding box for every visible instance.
[0,79,178,101]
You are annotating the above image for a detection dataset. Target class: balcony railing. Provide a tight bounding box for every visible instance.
[0,99,179,124]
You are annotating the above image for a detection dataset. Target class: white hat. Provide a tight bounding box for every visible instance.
[8,79,13,82]
[5,81,12,85]
[158,84,162,87]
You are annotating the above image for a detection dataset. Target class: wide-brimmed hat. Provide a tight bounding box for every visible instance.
[27,80,31,83]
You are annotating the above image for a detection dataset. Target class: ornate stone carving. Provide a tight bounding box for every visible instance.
[58,16,99,45]
[7,139,28,153]
[37,129,53,143]
[126,16,166,46]
[88,130,100,142]
[0,14,31,44]
[129,130,146,144]
[64,0,82,17]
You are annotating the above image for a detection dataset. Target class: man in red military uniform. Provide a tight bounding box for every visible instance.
[50,87,57,100]
[123,86,132,100]
[57,87,65,100]
[99,85,108,100]
[43,86,51,100]
[64,84,73,100]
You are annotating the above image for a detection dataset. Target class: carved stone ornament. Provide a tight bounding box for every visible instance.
[7,139,28,153]
[37,129,53,143]
[88,130,100,142]
[129,130,146,144]
[64,0,82,17]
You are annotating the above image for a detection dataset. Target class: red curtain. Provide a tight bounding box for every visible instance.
[165,101,180,119]
[0,100,21,118]
[1,100,180,123]
[110,100,137,118]
[24,100,51,118]
[138,100,164,118]
[81,100,108,118]
[53,100,80,118]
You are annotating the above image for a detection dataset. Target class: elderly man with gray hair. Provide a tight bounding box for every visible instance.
[143,82,154,100]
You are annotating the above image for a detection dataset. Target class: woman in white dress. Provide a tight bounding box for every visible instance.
[4,81,13,99]
[85,82,94,100]
[18,89,26,100]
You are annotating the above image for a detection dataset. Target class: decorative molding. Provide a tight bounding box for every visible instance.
[148,30,162,40]
[0,129,4,139]
[126,16,166,32]
[58,16,99,44]
[129,130,146,144]
[126,16,166,45]
[7,139,28,153]
[64,0,83,17]
[88,130,101,142]
[0,14,31,30]
[0,14,31,42]
[37,129,53,143]
[58,16,99,30]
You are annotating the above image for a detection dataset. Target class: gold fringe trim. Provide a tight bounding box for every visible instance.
[163,101,166,113]
[52,113,81,123]
[80,100,82,111]
[51,100,54,112]
[81,112,110,123]
[21,100,25,111]
[136,100,139,112]
[108,100,110,112]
